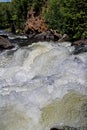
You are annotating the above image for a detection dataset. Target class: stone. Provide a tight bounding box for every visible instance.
[50,128,59,130]
[58,34,69,42]
[73,39,87,54]
[73,39,87,45]
[34,31,55,41]
[0,34,8,38]
[0,36,14,49]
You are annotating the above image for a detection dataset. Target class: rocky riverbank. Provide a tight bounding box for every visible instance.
[24,12,68,42]
[0,29,87,55]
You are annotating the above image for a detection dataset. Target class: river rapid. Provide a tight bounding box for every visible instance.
[0,40,87,130]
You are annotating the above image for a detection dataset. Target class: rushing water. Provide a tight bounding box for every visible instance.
[0,41,87,130]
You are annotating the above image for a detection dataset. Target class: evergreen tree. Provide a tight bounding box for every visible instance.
[0,3,11,28]
[44,0,87,40]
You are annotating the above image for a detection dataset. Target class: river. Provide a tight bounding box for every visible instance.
[0,33,87,130]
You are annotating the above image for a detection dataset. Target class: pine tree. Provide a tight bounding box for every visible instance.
[44,0,87,40]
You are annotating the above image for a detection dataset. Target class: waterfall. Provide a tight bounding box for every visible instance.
[0,41,87,130]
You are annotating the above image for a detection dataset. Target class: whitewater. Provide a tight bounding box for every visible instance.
[0,41,87,130]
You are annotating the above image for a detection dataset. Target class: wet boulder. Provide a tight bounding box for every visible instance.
[73,39,87,54]
[0,36,14,49]
[0,34,8,38]
[34,31,55,41]
[73,39,87,45]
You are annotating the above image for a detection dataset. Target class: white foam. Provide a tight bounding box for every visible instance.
[0,41,87,130]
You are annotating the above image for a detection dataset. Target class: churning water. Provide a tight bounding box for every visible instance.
[0,41,87,130]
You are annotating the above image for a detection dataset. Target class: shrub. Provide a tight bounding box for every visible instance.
[44,0,87,41]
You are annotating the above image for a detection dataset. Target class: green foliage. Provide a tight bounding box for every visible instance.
[0,0,45,30]
[0,3,12,28]
[11,0,45,29]
[0,0,86,40]
[10,0,31,29]
[43,0,60,29]
[32,0,45,13]
[44,0,87,40]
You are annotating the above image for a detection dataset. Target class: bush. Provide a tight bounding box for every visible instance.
[44,0,87,41]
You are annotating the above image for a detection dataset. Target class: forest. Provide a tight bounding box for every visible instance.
[0,0,87,41]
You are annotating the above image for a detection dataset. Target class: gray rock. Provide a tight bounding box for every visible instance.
[0,36,14,49]
[58,34,69,42]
